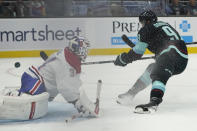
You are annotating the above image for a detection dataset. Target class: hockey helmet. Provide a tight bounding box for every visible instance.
[69,36,90,62]
[139,10,157,23]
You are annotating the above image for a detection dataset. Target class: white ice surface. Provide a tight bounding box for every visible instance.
[0,54,197,131]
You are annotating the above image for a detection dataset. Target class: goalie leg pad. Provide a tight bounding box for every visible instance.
[0,92,49,120]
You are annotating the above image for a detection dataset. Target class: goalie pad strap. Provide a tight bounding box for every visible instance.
[29,102,36,120]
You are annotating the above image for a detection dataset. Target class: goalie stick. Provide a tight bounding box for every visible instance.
[94,80,102,115]
[65,80,102,123]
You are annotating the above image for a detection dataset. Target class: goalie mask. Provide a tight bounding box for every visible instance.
[69,36,90,62]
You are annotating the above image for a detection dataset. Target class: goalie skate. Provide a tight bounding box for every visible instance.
[116,91,135,106]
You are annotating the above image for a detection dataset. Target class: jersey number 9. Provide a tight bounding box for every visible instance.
[162,26,180,40]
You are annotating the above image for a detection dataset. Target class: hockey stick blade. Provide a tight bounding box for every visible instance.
[40,51,48,61]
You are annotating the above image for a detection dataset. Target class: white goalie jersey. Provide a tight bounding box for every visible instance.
[38,48,82,102]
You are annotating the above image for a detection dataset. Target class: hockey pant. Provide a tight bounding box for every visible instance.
[150,47,188,99]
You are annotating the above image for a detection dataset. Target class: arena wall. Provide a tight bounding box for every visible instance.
[0,17,196,58]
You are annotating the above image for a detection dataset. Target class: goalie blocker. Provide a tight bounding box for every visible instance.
[0,92,49,120]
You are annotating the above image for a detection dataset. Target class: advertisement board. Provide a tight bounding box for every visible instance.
[0,17,196,57]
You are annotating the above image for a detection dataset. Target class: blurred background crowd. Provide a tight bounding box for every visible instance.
[0,0,196,18]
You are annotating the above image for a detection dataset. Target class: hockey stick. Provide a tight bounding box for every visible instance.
[82,35,155,65]
[65,80,102,123]
[40,50,155,65]
[82,60,114,65]
[81,56,155,65]
[82,39,197,65]
[122,34,197,46]
[121,34,135,48]
[40,51,109,65]
[40,51,154,65]
[39,35,155,65]
[121,34,156,60]
[186,42,197,45]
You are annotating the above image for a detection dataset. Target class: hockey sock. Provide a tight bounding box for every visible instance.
[150,80,165,105]
[128,64,153,96]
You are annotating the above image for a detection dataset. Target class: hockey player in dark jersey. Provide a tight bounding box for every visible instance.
[114,10,188,114]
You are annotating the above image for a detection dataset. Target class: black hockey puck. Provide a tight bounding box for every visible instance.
[14,62,20,68]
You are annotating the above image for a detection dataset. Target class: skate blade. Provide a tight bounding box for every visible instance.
[134,107,156,114]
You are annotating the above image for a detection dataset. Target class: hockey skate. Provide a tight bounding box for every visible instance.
[134,97,162,114]
[116,90,135,106]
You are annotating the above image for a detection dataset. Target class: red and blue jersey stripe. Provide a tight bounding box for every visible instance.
[20,66,46,95]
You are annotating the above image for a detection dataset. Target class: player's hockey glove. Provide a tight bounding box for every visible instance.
[114,53,132,67]
[114,49,143,66]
